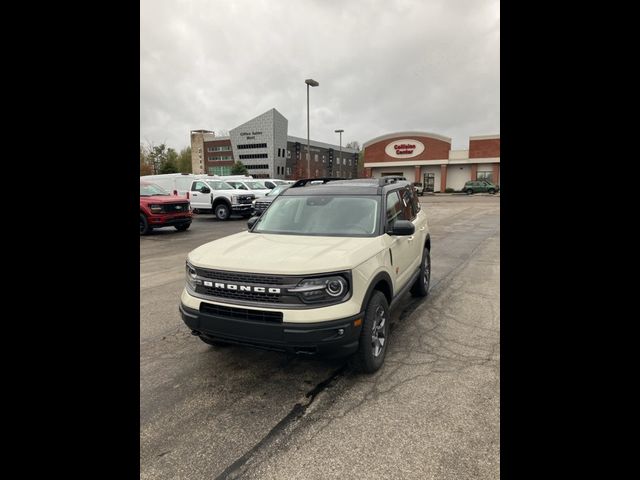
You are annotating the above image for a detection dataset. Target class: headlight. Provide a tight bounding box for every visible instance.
[230,195,238,204]
[149,204,163,213]
[289,275,350,303]
[252,199,257,206]
[185,262,201,290]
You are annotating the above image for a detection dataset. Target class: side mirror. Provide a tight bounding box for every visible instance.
[200,186,210,194]
[247,216,259,230]
[387,220,415,236]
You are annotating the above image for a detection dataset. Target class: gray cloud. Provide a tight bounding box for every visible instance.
[141,0,499,150]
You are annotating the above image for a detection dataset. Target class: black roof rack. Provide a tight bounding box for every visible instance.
[377,176,407,186]
[291,177,346,187]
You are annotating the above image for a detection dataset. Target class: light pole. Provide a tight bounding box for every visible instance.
[305,78,319,178]
[334,129,343,177]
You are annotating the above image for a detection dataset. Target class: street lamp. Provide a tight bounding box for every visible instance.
[305,78,319,178]
[334,129,343,177]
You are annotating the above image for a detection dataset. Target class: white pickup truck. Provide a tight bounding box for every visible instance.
[140,174,255,220]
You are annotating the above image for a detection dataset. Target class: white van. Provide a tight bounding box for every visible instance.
[260,178,289,189]
[140,173,205,197]
[223,179,272,198]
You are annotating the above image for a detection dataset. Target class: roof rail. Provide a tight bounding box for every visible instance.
[378,175,407,186]
[291,177,346,187]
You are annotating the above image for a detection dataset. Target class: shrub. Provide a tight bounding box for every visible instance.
[445,188,455,193]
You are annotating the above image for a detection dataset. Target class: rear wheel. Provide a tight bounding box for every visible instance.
[140,214,152,235]
[411,248,431,297]
[174,223,191,231]
[352,291,390,373]
[466,188,474,195]
[214,203,230,220]
[488,188,496,194]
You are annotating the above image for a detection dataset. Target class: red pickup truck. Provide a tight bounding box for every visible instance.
[140,181,193,235]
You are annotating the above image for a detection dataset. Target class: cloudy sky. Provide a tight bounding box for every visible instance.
[140,0,499,151]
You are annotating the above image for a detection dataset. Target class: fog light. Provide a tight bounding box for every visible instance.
[337,328,344,336]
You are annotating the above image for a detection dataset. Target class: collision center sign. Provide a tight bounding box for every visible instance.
[384,139,425,158]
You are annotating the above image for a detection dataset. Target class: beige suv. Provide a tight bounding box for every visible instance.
[179,178,431,372]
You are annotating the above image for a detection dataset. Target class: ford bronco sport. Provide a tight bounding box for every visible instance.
[179,177,431,372]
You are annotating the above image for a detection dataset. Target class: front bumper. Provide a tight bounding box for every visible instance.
[231,204,252,214]
[179,303,363,357]
[147,213,192,227]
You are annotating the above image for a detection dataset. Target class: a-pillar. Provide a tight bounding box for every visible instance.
[440,164,447,192]
[492,163,500,185]
[414,165,421,183]
[470,164,478,181]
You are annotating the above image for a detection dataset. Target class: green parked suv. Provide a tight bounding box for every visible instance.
[463,180,499,195]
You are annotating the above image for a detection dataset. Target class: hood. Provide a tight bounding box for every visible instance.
[251,189,272,197]
[140,195,187,204]
[188,231,387,274]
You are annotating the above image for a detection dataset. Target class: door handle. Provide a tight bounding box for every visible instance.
[407,236,414,241]
[419,227,425,231]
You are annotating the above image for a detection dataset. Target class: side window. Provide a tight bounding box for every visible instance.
[192,181,206,191]
[386,190,406,227]
[408,186,420,217]
[400,186,415,221]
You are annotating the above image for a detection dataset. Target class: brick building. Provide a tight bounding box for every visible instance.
[363,132,500,192]
[191,108,359,180]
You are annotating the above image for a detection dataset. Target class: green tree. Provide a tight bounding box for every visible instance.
[231,161,248,175]
[140,144,153,176]
[177,146,192,173]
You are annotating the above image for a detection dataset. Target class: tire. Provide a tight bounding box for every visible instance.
[199,336,229,347]
[174,223,191,231]
[466,188,474,195]
[411,248,431,297]
[214,203,230,221]
[352,291,390,374]
[140,214,152,235]
[488,188,496,194]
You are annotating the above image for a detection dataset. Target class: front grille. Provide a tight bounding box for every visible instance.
[199,302,283,323]
[198,285,281,303]
[238,196,253,204]
[194,268,286,285]
[163,202,189,213]
[255,201,270,208]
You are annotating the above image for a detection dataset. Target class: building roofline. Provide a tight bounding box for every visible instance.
[363,131,452,148]
[287,135,358,154]
[469,134,500,140]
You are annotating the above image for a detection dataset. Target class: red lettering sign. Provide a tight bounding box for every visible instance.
[394,143,416,154]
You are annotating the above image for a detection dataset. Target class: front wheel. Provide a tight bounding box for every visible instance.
[352,291,390,373]
[488,188,496,194]
[214,204,230,220]
[466,188,474,195]
[140,214,152,235]
[175,223,191,231]
[411,248,431,297]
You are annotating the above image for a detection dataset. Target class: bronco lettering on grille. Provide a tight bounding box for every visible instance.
[212,282,280,294]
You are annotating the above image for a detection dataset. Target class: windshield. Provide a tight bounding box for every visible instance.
[253,195,380,236]
[140,183,169,196]
[246,181,267,189]
[266,184,290,197]
[205,180,234,190]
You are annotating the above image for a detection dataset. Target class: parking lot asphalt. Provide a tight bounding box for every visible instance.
[140,194,500,479]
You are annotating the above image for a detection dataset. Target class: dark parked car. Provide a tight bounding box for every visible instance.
[463,180,499,195]
[251,177,345,216]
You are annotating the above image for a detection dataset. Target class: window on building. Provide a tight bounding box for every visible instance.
[239,153,268,159]
[286,167,291,175]
[477,171,493,182]
[237,143,267,149]
[207,166,231,175]
[314,153,318,162]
